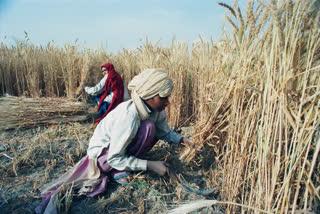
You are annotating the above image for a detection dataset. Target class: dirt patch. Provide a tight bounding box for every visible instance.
[0,98,221,213]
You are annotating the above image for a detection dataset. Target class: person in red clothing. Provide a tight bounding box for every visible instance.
[82,63,130,124]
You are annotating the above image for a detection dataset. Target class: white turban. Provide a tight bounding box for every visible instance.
[128,68,174,120]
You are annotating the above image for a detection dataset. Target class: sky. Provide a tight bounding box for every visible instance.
[0,0,247,53]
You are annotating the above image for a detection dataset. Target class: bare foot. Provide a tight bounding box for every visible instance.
[118,177,129,184]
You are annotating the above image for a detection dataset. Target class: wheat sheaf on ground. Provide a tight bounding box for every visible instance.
[0,96,90,131]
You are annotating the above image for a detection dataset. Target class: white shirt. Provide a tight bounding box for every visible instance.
[87,99,181,171]
[84,75,130,102]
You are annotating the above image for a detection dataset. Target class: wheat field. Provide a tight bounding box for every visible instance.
[0,0,319,213]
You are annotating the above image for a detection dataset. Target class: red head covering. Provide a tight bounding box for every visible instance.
[94,63,124,124]
[101,63,115,72]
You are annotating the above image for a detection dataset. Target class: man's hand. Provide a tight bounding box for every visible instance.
[80,82,86,89]
[147,161,168,176]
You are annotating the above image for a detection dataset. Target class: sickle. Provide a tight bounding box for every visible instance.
[166,167,215,196]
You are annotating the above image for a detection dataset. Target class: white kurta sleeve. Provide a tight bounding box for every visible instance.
[84,75,108,96]
[103,91,114,103]
[107,113,148,171]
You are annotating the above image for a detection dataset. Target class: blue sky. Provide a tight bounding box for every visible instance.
[0,0,246,53]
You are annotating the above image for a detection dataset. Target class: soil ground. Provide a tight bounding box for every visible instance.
[0,97,221,214]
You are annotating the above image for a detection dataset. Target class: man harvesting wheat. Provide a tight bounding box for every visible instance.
[35,68,192,214]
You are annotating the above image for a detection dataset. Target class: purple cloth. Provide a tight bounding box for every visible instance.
[34,192,54,214]
[86,176,109,197]
[35,120,156,214]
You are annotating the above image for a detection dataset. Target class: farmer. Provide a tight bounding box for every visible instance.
[35,68,192,214]
[81,62,130,124]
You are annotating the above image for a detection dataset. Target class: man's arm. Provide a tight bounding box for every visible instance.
[154,111,182,144]
[155,111,193,147]
[84,75,108,96]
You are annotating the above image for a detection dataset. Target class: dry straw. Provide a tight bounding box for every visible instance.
[0,0,319,213]
[181,0,320,213]
[166,199,273,214]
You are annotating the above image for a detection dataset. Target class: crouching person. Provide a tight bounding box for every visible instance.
[81,62,130,124]
[35,68,192,214]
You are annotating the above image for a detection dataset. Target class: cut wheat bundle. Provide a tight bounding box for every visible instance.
[0,95,90,131]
